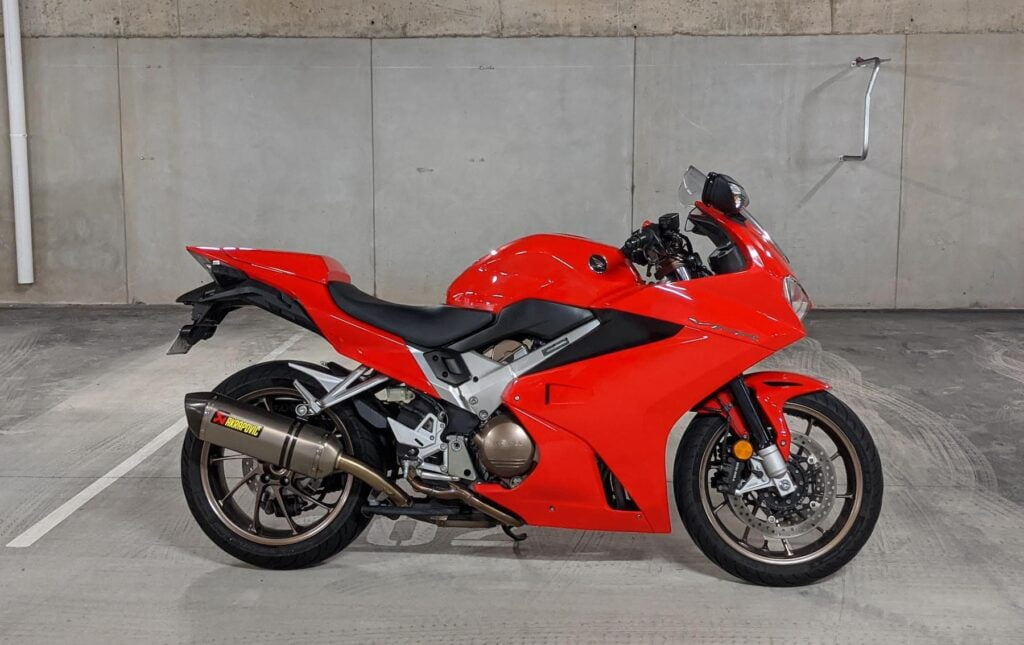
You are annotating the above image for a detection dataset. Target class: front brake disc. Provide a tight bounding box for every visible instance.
[726,432,838,539]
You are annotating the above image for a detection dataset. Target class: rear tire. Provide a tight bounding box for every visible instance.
[181,361,385,569]
[674,391,883,586]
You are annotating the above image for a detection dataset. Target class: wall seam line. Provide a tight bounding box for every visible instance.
[369,38,378,296]
[628,36,637,234]
[115,39,130,304]
[893,33,909,308]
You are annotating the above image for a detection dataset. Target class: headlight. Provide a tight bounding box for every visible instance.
[784,276,811,320]
[703,172,749,214]
[726,181,749,211]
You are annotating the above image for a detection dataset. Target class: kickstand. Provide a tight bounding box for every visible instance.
[502,525,528,542]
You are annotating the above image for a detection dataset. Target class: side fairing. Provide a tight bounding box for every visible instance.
[477,322,774,533]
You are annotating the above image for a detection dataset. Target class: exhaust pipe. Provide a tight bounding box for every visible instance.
[184,392,410,507]
[407,472,523,528]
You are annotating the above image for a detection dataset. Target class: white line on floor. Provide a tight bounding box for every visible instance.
[5,331,306,549]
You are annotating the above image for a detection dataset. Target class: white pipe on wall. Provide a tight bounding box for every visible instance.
[3,0,33,284]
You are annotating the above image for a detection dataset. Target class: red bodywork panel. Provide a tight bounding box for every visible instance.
[186,247,438,395]
[448,234,643,313]
[185,203,828,534]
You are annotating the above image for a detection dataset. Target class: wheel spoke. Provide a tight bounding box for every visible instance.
[782,539,794,556]
[741,526,751,545]
[218,467,259,505]
[273,487,301,535]
[258,396,272,411]
[804,418,813,436]
[210,454,247,464]
[750,497,763,516]
[287,485,335,511]
[711,500,727,516]
[251,484,265,532]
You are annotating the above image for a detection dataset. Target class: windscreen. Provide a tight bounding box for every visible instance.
[678,165,708,203]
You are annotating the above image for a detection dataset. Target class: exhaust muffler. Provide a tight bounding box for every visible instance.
[184,392,410,507]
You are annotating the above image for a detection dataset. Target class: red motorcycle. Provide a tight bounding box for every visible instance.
[171,167,882,585]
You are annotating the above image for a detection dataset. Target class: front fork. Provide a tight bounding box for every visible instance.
[711,378,798,497]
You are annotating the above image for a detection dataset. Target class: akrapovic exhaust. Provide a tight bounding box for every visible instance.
[184,392,410,507]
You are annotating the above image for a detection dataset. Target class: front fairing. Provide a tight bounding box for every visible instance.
[601,202,806,352]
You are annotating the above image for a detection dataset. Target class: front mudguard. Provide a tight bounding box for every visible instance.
[700,371,829,460]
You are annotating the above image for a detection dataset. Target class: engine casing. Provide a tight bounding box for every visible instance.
[473,414,535,477]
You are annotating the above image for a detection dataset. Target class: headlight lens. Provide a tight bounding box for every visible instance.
[728,181,749,211]
[784,276,811,320]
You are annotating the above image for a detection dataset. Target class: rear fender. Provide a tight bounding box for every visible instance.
[167,261,320,354]
[700,371,829,459]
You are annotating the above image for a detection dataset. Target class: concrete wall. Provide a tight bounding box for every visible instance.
[0,39,126,303]
[371,37,634,302]
[1,33,1022,307]
[898,34,1024,307]
[118,38,374,303]
[3,1,1023,37]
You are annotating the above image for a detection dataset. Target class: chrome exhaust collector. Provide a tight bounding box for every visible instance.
[184,392,410,507]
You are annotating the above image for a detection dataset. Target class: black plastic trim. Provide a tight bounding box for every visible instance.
[421,348,473,386]
[525,309,682,375]
[168,272,321,354]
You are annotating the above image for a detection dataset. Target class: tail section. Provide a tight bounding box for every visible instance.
[169,247,350,354]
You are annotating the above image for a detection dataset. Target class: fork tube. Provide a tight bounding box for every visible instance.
[727,378,774,449]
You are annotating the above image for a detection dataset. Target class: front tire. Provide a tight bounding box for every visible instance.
[181,361,385,569]
[674,391,883,586]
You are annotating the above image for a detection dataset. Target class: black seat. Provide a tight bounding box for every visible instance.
[328,282,494,348]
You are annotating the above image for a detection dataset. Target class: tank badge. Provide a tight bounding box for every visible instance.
[588,254,608,273]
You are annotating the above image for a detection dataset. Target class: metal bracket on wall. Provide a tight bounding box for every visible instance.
[841,56,891,161]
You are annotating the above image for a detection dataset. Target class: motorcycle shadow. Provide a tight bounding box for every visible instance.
[339,517,731,581]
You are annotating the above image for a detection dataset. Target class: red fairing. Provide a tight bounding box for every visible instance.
[185,247,438,395]
[482,325,771,532]
[470,206,811,533]
[447,234,642,313]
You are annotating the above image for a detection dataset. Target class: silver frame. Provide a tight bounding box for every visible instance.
[409,318,601,419]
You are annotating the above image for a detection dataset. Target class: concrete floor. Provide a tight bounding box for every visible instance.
[1,306,1022,643]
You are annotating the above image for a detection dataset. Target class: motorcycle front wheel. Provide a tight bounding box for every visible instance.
[674,390,883,586]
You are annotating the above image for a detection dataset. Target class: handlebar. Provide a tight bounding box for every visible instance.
[622,213,710,281]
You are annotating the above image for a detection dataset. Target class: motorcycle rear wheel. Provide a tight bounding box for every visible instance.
[181,361,384,569]
[674,390,883,586]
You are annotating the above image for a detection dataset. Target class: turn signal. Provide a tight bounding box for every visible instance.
[732,439,754,461]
